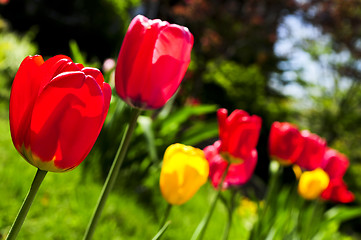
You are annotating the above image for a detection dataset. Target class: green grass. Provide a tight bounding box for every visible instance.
[0,103,248,240]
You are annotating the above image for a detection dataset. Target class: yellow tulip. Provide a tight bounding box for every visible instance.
[298,168,330,200]
[160,143,209,205]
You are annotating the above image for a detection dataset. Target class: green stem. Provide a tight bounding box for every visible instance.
[191,162,231,240]
[6,168,47,240]
[250,161,283,240]
[152,221,171,240]
[159,203,172,229]
[83,108,141,240]
[301,199,321,240]
[222,189,237,240]
[296,195,306,238]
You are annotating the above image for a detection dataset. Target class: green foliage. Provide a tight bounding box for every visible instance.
[202,58,292,129]
[69,40,101,69]
[105,0,140,33]
[0,19,37,93]
[204,60,266,110]
[69,40,87,66]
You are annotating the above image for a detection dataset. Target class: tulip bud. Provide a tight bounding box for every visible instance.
[9,55,111,172]
[268,122,304,165]
[115,15,194,109]
[160,144,209,205]
[298,168,330,200]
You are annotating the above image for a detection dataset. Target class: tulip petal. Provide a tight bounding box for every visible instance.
[226,149,258,186]
[322,148,349,179]
[229,116,261,159]
[217,108,228,135]
[269,122,305,164]
[321,178,354,203]
[153,25,193,64]
[82,67,105,87]
[144,26,193,108]
[82,67,111,121]
[204,141,228,188]
[296,130,326,170]
[29,71,105,171]
[10,55,44,150]
[37,55,76,92]
[205,140,258,188]
[179,164,207,204]
[115,15,163,105]
[208,153,228,188]
[217,109,261,160]
[100,82,112,124]
[160,171,180,205]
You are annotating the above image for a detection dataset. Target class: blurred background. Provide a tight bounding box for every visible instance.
[1,0,361,239]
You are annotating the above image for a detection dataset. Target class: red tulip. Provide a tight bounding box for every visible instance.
[217,108,262,161]
[321,148,349,179]
[295,130,326,170]
[204,108,261,188]
[115,15,194,109]
[204,141,257,188]
[321,178,355,203]
[9,55,111,172]
[268,122,304,165]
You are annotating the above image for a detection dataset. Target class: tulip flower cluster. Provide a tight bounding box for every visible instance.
[269,121,354,203]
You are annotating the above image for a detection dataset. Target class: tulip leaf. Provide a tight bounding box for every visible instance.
[181,122,219,146]
[159,104,217,137]
[324,206,361,223]
[69,39,86,65]
[152,221,171,240]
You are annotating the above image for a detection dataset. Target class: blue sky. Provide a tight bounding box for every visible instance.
[272,14,352,100]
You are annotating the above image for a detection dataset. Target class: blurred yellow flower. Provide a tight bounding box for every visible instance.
[237,197,260,230]
[238,197,258,217]
[292,165,302,179]
[298,168,330,200]
[160,143,209,205]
